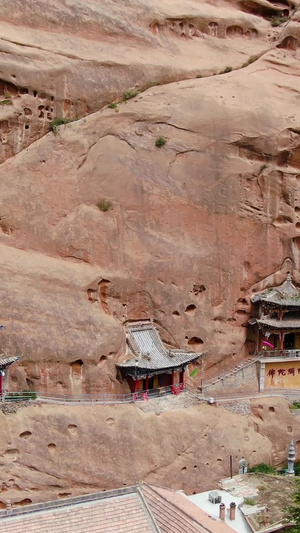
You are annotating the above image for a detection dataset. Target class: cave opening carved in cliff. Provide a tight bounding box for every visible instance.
[70,360,83,379]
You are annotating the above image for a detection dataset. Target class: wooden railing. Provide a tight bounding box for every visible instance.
[200,357,259,391]
[258,349,300,358]
[1,384,187,405]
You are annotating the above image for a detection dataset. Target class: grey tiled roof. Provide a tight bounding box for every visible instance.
[251,273,300,308]
[117,320,202,372]
[256,317,300,330]
[141,484,235,533]
[0,355,20,369]
[0,490,157,533]
[0,483,236,533]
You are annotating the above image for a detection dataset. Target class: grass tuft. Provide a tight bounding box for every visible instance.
[155,137,166,148]
[0,99,13,105]
[244,497,256,506]
[271,16,288,27]
[248,463,275,474]
[291,401,300,409]
[97,198,112,212]
[242,55,259,68]
[50,117,73,134]
[220,66,232,74]
[258,164,268,175]
[122,90,139,101]
[142,81,160,90]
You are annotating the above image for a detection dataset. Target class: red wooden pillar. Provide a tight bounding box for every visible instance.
[280,332,285,351]
[182,368,185,387]
[134,379,139,393]
[145,375,149,391]
[171,370,175,386]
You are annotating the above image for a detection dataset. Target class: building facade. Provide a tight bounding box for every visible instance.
[250,272,300,389]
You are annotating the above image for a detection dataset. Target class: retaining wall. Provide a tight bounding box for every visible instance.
[202,361,259,395]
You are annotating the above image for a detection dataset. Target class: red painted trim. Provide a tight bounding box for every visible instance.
[280,332,285,350]
[145,375,149,391]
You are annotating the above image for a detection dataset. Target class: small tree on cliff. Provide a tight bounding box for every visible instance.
[285,479,300,532]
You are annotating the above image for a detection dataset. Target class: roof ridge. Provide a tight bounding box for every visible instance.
[251,273,300,305]
[137,486,161,532]
[150,326,168,356]
[140,483,206,530]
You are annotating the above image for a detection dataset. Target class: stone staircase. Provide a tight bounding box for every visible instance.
[201,357,260,395]
[137,390,201,414]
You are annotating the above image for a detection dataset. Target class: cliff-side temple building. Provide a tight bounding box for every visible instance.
[0,355,20,395]
[250,272,300,389]
[116,320,202,397]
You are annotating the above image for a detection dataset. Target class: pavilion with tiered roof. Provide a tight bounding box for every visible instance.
[250,272,300,389]
[251,272,300,354]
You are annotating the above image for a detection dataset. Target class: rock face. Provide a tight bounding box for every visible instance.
[0,0,296,162]
[0,397,295,506]
[0,245,123,394]
[1,1,300,391]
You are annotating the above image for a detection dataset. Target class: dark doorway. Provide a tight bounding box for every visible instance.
[143,377,154,390]
[284,333,295,349]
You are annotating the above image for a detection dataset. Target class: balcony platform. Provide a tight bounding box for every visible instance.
[258,350,300,361]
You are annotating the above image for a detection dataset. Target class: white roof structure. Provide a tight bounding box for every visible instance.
[186,490,252,533]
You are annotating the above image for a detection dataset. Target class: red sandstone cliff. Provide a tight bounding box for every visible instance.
[0,0,300,392]
[0,397,294,506]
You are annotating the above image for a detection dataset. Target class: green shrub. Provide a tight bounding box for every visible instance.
[196,74,203,78]
[4,91,11,99]
[258,164,268,175]
[248,463,275,474]
[271,16,288,27]
[22,389,37,400]
[294,461,300,477]
[108,103,118,109]
[284,478,300,528]
[0,99,13,105]
[277,467,287,475]
[122,90,139,101]
[155,137,166,148]
[5,390,37,401]
[142,81,160,90]
[258,485,267,491]
[242,55,259,68]
[291,402,300,409]
[50,117,73,134]
[244,497,256,506]
[97,198,112,212]
[220,66,232,74]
